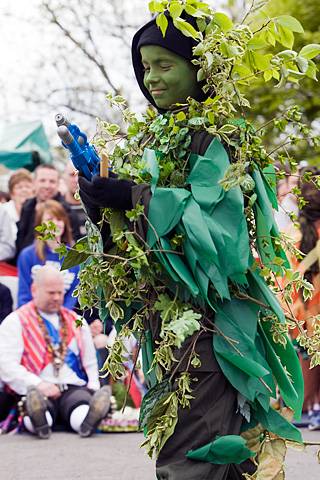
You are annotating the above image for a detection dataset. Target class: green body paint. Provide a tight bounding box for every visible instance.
[140,45,202,109]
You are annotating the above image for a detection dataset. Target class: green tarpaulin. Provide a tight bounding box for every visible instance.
[0,120,52,170]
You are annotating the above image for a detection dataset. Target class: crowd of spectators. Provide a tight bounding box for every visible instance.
[0,164,141,437]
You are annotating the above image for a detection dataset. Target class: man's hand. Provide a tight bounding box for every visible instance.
[90,319,103,337]
[37,381,61,399]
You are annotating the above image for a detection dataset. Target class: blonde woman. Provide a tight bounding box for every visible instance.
[17,200,79,309]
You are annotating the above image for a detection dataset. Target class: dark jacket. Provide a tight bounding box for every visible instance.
[16,193,81,256]
[0,283,13,324]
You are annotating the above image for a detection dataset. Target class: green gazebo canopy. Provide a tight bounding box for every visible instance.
[0,120,52,171]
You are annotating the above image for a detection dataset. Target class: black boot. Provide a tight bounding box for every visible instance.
[25,386,51,439]
[79,386,111,437]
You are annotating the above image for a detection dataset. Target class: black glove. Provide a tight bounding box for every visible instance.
[79,174,135,215]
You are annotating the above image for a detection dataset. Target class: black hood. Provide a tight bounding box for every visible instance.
[131,14,203,111]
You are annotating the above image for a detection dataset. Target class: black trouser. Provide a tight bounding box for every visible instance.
[156,367,255,479]
[0,386,92,429]
[45,385,93,429]
[0,390,17,421]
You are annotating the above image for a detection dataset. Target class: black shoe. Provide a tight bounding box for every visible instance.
[25,386,51,439]
[79,386,111,437]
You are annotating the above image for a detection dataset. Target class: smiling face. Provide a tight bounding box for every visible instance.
[140,45,201,110]
[34,167,59,202]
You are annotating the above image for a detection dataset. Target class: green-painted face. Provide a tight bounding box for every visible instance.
[140,45,201,110]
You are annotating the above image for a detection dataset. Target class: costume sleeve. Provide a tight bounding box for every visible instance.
[0,313,42,394]
[17,248,33,307]
[80,319,100,391]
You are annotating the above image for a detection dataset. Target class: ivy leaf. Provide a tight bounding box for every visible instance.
[218,124,238,135]
[156,12,169,37]
[139,378,171,430]
[61,248,91,270]
[168,309,201,347]
[176,111,186,122]
[55,244,68,258]
[154,293,172,316]
[109,210,126,237]
[188,116,205,126]
[276,15,304,34]
[112,95,127,105]
[142,392,179,456]
[106,300,124,322]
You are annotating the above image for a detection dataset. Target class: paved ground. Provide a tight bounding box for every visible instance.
[0,429,319,480]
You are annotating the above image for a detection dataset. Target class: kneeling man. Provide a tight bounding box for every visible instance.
[0,265,110,439]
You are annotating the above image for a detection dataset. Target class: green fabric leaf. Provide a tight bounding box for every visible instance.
[186,435,254,464]
[253,403,302,443]
[142,148,160,194]
[213,299,276,408]
[147,188,191,247]
[259,320,303,417]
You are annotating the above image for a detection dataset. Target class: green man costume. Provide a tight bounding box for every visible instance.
[79,12,304,480]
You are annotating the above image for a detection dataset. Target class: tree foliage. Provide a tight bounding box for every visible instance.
[238,0,320,164]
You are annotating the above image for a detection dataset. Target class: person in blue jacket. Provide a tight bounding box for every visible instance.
[17,199,79,309]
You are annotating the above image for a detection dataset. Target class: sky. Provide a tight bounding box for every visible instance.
[0,1,44,120]
[0,0,227,145]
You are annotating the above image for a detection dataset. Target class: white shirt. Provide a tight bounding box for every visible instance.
[0,206,16,261]
[0,310,100,394]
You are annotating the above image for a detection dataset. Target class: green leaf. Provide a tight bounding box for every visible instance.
[185,4,205,18]
[218,124,238,135]
[169,1,184,19]
[167,309,201,348]
[104,123,120,136]
[299,44,320,60]
[156,12,169,37]
[149,1,165,13]
[276,15,304,34]
[213,12,233,32]
[277,25,294,49]
[188,116,205,126]
[247,38,268,51]
[305,60,318,81]
[106,301,124,322]
[264,70,273,82]
[61,248,91,270]
[112,95,126,105]
[296,56,309,74]
[173,17,200,40]
[109,210,126,237]
[139,379,171,430]
[175,111,186,122]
